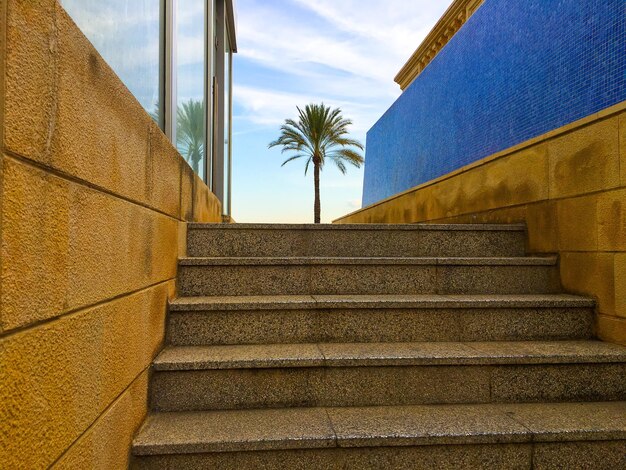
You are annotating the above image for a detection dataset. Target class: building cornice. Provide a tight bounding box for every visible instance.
[395,0,484,90]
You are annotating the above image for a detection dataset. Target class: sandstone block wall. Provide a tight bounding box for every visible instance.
[0,1,222,468]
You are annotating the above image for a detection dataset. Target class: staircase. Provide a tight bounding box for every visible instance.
[132,223,626,469]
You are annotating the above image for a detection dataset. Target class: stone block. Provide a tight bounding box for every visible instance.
[459,144,549,214]
[490,363,626,402]
[151,368,318,411]
[615,254,626,319]
[560,252,615,316]
[548,117,620,198]
[436,264,560,295]
[192,172,222,222]
[0,282,171,469]
[427,175,463,221]
[179,163,195,222]
[619,113,626,187]
[1,158,178,330]
[1,157,70,330]
[533,441,626,469]
[151,365,491,411]
[3,0,56,160]
[147,122,182,218]
[55,371,149,470]
[526,201,558,253]
[167,309,319,346]
[596,314,626,346]
[132,444,533,470]
[556,194,598,251]
[597,188,626,251]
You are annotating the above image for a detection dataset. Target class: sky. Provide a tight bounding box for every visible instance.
[61,0,454,223]
[231,0,453,223]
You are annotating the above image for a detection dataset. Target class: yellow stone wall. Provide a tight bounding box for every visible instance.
[0,1,222,468]
[335,101,626,346]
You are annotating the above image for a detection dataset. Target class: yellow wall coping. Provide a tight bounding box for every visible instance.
[395,0,484,90]
[336,100,626,223]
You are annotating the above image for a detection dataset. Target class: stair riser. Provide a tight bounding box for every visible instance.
[187,229,526,258]
[150,363,626,411]
[166,307,594,345]
[132,441,626,470]
[178,264,560,296]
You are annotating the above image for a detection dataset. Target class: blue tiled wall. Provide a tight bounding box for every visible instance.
[362,0,626,206]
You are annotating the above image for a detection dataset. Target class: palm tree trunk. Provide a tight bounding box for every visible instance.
[313,158,321,223]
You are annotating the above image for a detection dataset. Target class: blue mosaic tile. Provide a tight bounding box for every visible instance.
[362,0,626,206]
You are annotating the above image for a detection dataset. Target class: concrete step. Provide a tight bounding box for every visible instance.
[167,294,595,345]
[178,256,560,296]
[131,402,626,469]
[149,341,626,411]
[186,223,527,258]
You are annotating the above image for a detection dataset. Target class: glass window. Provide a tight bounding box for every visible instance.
[61,0,164,127]
[176,0,207,179]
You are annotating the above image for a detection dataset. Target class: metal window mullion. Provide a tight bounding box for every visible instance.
[205,0,214,187]
[226,49,233,217]
[164,0,177,143]
[213,0,225,205]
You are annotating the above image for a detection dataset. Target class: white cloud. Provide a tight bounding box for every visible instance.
[234,84,379,140]
[234,0,453,141]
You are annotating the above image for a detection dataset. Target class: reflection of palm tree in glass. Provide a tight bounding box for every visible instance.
[177,99,205,174]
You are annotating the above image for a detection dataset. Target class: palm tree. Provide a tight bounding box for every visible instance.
[177,99,205,174]
[269,104,364,223]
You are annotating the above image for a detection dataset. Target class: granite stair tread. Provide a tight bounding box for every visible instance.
[187,222,527,231]
[179,256,557,266]
[152,340,626,370]
[132,401,626,455]
[169,293,595,311]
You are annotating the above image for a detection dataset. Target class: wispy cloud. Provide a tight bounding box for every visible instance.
[234,0,451,136]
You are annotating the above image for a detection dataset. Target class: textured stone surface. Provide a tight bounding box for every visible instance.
[187,224,526,258]
[597,188,626,252]
[597,314,626,346]
[178,258,559,296]
[167,308,320,346]
[154,341,626,370]
[436,264,560,295]
[54,371,149,470]
[0,1,221,468]
[616,253,626,319]
[556,194,599,251]
[134,408,335,454]
[133,402,626,456]
[458,307,594,342]
[0,158,179,331]
[132,444,533,470]
[491,363,626,402]
[0,282,171,469]
[548,117,621,199]
[167,296,594,345]
[533,440,626,469]
[150,365,490,411]
[4,0,56,160]
[621,113,626,186]
[154,344,325,370]
[560,252,616,316]
[170,293,594,310]
[329,404,530,447]
[504,402,626,442]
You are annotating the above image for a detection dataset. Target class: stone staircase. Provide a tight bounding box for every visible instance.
[131,223,626,469]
